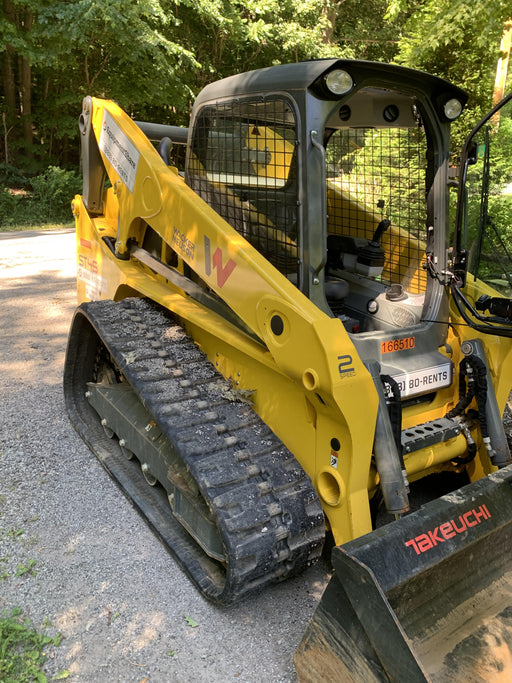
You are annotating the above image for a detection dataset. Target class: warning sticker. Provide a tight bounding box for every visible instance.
[99,111,140,192]
[78,256,107,300]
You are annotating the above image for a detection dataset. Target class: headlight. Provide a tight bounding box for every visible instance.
[325,70,354,96]
[444,98,463,120]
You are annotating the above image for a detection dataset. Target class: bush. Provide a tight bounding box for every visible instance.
[30,166,82,223]
[0,163,30,189]
[0,165,81,228]
[0,187,34,228]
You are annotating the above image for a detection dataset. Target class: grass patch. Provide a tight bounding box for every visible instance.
[0,607,66,682]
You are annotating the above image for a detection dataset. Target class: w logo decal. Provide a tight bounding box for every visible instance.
[204,236,236,287]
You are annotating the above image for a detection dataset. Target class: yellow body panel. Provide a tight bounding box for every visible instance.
[73,99,380,543]
[246,126,294,183]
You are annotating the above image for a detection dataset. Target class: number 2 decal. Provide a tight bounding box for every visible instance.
[338,355,355,377]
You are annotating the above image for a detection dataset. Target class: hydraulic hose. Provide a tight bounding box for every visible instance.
[446,355,488,438]
[447,340,511,468]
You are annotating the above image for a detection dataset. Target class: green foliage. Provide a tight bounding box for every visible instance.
[30,167,81,223]
[0,187,28,228]
[0,164,30,189]
[3,0,511,170]
[0,607,62,683]
[4,527,24,539]
[395,1,512,143]
[334,0,406,62]
[0,167,79,228]
[1,0,511,226]
[173,0,347,93]
[490,116,512,189]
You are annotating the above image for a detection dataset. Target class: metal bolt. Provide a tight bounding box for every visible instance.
[461,341,474,356]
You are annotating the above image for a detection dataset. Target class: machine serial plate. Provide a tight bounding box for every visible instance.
[381,337,416,354]
[393,362,452,398]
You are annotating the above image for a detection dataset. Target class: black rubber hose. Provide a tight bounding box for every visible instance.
[470,355,489,439]
[452,439,477,465]
[446,357,475,419]
[446,354,489,439]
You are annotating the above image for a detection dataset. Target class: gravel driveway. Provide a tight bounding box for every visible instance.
[0,229,329,682]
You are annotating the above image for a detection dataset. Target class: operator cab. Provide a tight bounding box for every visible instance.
[187,60,465,335]
[185,60,511,399]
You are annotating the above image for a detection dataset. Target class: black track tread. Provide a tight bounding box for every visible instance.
[64,297,324,604]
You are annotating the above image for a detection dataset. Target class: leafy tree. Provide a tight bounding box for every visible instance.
[331,0,407,62]
[1,0,36,167]
[393,0,512,140]
[1,0,354,174]
[2,0,512,180]
[172,0,345,92]
[1,0,200,170]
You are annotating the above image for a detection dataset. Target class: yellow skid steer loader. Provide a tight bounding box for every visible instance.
[64,60,512,680]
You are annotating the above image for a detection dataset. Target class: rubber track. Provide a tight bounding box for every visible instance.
[64,297,325,604]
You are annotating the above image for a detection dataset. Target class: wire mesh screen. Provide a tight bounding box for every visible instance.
[186,97,300,279]
[326,127,428,294]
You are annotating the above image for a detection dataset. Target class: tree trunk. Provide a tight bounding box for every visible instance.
[491,20,512,129]
[2,0,17,164]
[20,10,34,156]
[322,3,342,45]
[493,21,512,106]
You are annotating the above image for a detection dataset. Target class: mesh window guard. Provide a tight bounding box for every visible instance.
[326,127,428,294]
[187,97,300,280]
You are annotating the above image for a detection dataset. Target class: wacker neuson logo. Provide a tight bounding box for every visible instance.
[405,504,491,555]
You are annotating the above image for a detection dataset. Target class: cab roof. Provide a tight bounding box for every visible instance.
[193,59,468,113]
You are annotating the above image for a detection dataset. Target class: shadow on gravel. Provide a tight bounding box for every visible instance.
[0,274,76,385]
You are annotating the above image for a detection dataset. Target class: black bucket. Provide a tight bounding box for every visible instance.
[295,464,512,682]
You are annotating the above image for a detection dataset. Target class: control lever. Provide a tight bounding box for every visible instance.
[372,219,391,244]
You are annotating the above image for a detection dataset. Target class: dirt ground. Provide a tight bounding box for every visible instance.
[0,229,330,682]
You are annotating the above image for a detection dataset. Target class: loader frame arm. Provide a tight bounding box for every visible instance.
[75,95,381,544]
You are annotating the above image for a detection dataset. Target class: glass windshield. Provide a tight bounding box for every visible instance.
[460,97,512,295]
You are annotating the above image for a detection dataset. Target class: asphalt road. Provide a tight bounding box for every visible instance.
[0,229,330,682]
